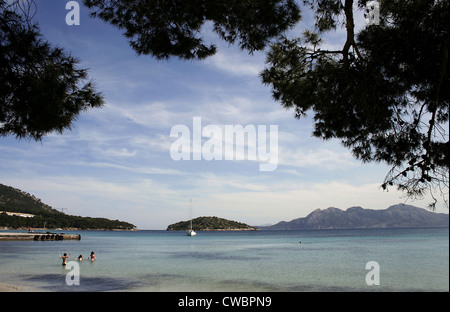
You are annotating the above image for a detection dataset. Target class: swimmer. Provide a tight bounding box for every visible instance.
[88,251,96,262]
[59,253,70,266]
[77,255,84,262]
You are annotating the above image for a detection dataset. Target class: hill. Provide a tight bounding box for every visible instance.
[167,216,257,231]
[263,204,449,230]
[0,183,136,230]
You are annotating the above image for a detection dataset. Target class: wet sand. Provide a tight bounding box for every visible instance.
[0,283,24,292]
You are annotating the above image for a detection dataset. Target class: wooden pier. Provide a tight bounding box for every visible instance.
[0,232,81,241]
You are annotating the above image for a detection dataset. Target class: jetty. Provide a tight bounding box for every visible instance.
[0,232,81,241]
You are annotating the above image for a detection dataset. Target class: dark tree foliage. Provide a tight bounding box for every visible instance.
[83,0,301,60]
[261,0,449,208]
[0,213,136,230]
[0,0,104,140]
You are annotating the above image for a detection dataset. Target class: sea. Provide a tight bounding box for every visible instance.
[0,228,448,292]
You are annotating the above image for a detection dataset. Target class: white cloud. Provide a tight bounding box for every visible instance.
[204,50,264,77]
[278,146,357,169]
[101,148,137,158]
[131,135,173,154]
[76,162,187,176]
[108,102,184,129]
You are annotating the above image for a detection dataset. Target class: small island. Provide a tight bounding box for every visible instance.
[167,216,257,231]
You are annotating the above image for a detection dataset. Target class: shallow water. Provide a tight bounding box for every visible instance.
[0,228,448,292]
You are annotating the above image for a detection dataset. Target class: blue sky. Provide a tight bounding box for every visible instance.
[1,1,447,229]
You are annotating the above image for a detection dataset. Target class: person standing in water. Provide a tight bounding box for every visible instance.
[88,251,96,262]
[59,253,70,266]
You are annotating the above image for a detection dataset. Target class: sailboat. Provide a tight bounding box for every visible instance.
[186,199,197,236]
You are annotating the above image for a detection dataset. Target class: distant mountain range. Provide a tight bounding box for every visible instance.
[261,204,449,230]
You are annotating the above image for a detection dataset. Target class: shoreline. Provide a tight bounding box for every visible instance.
[167,228,258,232]
[0,282,36,292]
[0,281,50,292]
[0,227,138,231]
[0,283,22,292]
[0,232,81,241]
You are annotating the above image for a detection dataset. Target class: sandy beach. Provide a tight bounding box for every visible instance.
[0,282,48,292]
[0,283,24,292]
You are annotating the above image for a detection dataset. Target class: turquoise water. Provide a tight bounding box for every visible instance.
[0,228,448,292]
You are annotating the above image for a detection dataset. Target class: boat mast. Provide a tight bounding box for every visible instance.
[189,198,193,231]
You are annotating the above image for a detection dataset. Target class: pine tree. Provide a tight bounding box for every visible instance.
[0,0,104,140]
[83,0,301,59]
[261,0,449,207]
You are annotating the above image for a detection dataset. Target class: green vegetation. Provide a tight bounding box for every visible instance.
[1,1,104,141]
[0,183,136,230]
[261,0,449,207]
[167,216,257,231]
